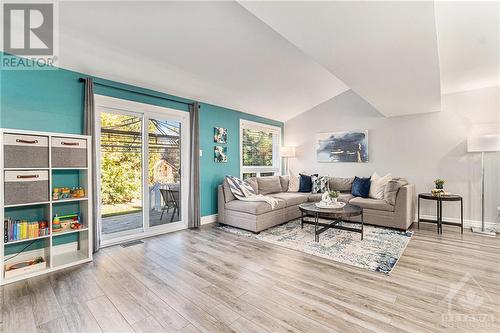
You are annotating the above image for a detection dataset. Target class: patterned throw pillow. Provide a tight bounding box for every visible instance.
[287,171,300,192]
[311,175,328,193]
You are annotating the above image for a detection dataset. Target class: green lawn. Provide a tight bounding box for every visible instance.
[102,202,142,218]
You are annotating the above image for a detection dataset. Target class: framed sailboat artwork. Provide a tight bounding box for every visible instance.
[316,130,368,163]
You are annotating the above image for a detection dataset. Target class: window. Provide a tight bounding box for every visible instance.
[240,120,281,178]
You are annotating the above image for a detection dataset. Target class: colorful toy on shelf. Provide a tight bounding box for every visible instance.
[52,188,60,200]
[70,222,82,230]
[52,187,86,201]
[4,218,50,242]
[52,214,62,232]
[52,213,81,233]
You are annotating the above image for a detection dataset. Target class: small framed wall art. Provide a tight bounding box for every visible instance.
[214,127,227,144]
[214,146,227,163]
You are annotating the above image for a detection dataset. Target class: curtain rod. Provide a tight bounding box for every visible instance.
[78,78,194,107]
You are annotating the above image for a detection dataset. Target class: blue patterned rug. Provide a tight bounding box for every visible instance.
[219,219,413,274]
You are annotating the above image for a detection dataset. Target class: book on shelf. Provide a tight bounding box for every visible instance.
[4,218,50,243]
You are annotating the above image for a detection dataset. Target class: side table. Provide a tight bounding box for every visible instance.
[418,193,463,234]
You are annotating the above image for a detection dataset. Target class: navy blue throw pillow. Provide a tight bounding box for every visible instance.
[299,173,318,193]
[351,176,371,198]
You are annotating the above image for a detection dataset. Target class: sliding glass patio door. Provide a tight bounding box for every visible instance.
[95,95,189,246]
[147,118,182,227]
[99,111,144,238]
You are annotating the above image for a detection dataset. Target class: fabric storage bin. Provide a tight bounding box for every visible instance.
[51,137,87,168]
[4,170,49,205]
[3,134,49,168]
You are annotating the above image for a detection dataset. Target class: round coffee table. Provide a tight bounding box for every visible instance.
[298,202,364,242]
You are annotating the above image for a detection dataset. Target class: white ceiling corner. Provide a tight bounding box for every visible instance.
[239,0,443,117]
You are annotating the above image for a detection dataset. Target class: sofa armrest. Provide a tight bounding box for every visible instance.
[394,184,416,230]
[218,185,225,223]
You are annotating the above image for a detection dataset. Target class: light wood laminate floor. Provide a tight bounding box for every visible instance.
[1,223,499,333]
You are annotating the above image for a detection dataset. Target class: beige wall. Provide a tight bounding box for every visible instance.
[285,86,500,225]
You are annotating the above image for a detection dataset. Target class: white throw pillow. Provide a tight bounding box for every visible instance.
[369,172,392,200]
[287,170,300,192]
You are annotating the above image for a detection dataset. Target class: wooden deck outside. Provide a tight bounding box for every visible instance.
[102,209,180,235]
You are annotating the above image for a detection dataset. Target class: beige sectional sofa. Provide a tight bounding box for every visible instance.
[217,175,415,233]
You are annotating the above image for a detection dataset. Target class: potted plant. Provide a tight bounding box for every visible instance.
[434,178,445,190]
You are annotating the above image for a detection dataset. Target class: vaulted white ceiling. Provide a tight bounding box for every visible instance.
[4,1,499,121]
[240,0,443,117]
[57,1,347,122]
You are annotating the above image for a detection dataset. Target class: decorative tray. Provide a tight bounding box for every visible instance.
[315,202,346,209]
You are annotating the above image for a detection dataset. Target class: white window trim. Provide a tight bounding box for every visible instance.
[240,119,281,178]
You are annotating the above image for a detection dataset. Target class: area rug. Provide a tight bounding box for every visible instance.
[218,219,413,274]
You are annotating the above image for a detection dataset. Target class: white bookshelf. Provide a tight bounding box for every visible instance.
[0,128,93,285]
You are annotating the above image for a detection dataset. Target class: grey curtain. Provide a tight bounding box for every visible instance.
[83,78,100,252]
[188,102,201,228]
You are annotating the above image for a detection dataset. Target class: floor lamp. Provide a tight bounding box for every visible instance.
[280,146,296,175]
[467,134,500,236]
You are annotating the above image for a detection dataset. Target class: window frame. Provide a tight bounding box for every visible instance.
[239,119,281,179]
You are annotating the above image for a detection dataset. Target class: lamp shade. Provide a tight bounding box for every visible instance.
[467,134,500,152]
[280,146,296,158]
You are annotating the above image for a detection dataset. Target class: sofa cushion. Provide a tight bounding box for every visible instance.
[287,171,300,192]
[339,193,354,203]
[299,173,317,192]
[279,176,289,192]
[351,176,371,198]
[222,178,236,202]
[269,192,308,206]
[328,177,354,192]
[349,197,395,212]
[307,193,323,202]
[311,175,328,193]
[225,198,286,215]
[257,176,282,195]
[384,178,409,205]
[245,177,259,193]
[369,172,392,200]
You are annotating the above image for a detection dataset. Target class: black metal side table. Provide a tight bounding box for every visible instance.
[417,193,463,234]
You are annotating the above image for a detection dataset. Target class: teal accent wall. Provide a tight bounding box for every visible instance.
[0,52,283,217]
[199,104,282,215]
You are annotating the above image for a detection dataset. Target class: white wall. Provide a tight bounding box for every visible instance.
[285,86,500,224]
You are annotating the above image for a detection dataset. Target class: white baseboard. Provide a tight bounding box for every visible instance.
[418,214,499,231]
[201,214,218,225]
